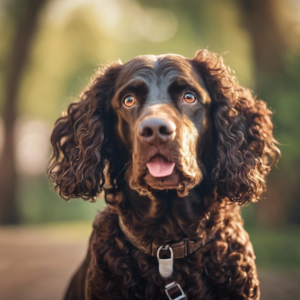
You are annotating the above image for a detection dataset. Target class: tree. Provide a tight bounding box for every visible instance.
[0,0,48,224]
[238,0,300,225]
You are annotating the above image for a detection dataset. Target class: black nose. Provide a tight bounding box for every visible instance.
[138,118,176,145]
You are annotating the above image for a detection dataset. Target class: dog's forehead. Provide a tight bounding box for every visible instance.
[137,53,186,65]
[131,53,186,64]
[116,54,196,87]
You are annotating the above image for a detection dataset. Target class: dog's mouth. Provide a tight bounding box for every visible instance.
[127,150,201,197]
[146,154,175,178]
[141,153,183,192]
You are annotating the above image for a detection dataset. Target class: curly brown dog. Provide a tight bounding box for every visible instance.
[48,50,280,300]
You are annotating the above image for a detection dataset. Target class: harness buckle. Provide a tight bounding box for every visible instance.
[165,281,186,300]
[157,245,173,280]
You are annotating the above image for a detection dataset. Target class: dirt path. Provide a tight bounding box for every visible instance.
[0,226,299,300]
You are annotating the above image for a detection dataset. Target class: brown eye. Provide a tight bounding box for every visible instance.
[183,92,196,104]
[123,95,135,107]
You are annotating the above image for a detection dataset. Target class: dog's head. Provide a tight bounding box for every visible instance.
[111,54,212,197]
[48,50,279,205]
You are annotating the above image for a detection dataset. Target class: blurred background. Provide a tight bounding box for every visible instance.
[0,0,299,299]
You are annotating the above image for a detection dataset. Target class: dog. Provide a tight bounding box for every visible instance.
[48,50,280,299]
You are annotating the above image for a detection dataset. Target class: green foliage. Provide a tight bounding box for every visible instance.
[18,176,105,223]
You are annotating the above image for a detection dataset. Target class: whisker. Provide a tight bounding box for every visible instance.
[116,160,132,180]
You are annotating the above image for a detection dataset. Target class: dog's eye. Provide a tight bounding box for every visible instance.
[123,95,135,107]
[183,93,196,104]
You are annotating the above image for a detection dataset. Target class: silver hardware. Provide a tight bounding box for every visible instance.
[165,281,185,300]
[157,245,174,280]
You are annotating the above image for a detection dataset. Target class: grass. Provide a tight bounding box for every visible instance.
[248,226,300,270]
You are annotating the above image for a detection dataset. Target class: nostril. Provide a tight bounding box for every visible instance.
[139,118,176,144]
[141,127,153,137]
[159,125,173,136]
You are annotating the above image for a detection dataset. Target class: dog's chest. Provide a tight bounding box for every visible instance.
[91,239,212,299]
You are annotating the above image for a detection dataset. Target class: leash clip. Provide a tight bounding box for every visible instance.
[157,245,173,280]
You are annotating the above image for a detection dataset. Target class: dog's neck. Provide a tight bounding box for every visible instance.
[110,181,228,247]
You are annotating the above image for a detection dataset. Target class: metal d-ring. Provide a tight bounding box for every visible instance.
[157,245,174,280]
[165,281,186,300]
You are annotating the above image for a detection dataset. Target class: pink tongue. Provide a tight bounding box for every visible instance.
[146,156,175,178]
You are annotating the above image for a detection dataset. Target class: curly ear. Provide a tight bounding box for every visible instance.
[192,50,280,205]
[48,62,122,201]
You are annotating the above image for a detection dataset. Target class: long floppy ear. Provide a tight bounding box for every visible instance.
[48,62,122,201]
[192,50,280,205]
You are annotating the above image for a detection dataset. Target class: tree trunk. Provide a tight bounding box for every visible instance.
[238,0,293,226]
[0,0,47,224]
[239,0,287,90]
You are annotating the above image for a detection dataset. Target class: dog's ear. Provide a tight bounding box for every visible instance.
[192,50,280,205]
[48,62,122,201]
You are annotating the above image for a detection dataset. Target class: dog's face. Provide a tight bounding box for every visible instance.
[111,55,212,196]
[48,50,279,205]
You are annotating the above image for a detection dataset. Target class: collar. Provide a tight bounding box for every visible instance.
[118,215,215,258]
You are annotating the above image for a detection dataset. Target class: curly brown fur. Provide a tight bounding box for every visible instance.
[192,50,279,205]
[48,62,122,201]
[48,50,279,300]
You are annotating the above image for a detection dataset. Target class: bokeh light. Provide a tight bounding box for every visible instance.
[15,119,50,176]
